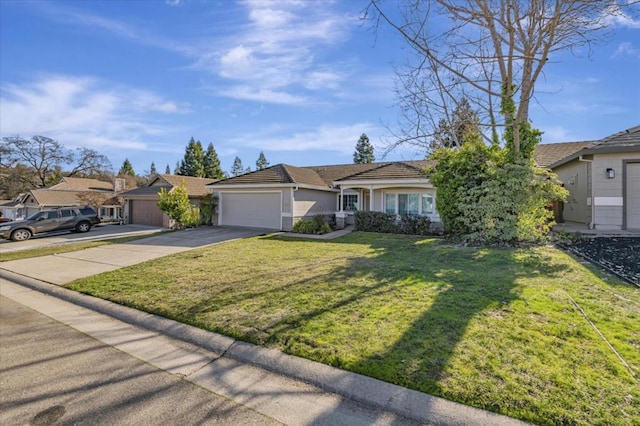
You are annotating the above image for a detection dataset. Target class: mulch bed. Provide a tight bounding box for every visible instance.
[560,237,640,286]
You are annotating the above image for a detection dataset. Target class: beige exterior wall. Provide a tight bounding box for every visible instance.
[592,152,640,230]
[293,188,337,217]
[553,161,591,225]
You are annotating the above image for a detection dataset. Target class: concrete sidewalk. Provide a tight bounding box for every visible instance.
[0,227,527,425]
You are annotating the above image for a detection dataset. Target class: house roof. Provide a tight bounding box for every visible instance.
[28,189,88,206]
[122,174,217,198]
[540,124,640,169]
[210,160,432,189]
[49,177,114,192]
[534,141,595,168]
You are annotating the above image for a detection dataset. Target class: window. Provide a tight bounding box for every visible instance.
[342,194,358,211]
[60,209,75,218]
[385,193,434,216]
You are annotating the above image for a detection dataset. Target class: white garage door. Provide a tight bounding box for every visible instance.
[220,192,282,230]
[626,162,640,230]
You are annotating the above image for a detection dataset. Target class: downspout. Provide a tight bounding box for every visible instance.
[578,155,595,229]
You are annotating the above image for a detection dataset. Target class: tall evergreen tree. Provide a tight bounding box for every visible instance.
[255,151,269,170]
[174,161,181,175]
[150,161,157,175]
[353,134,375,164]
[180,137,205,177]
[430,98,481,151]
[203,143,224,179]
[230,156,246,177]
[119,158,135,176]
[165,164,171,174]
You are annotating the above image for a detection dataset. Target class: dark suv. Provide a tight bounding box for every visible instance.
[0,207,100,241]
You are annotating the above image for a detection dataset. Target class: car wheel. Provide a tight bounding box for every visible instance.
[76,221,91,233]
[11,229,32,241]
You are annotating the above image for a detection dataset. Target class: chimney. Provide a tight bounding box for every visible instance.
[114,178,126,193]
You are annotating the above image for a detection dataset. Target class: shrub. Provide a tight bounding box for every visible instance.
[293,215,332,235]
[354,211,397,233]
[355,211,433,236]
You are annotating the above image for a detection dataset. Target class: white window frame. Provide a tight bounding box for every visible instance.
[342,193,359,211]
[384,192,434,216]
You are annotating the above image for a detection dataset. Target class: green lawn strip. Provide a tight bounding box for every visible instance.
[0,235,154,262]
[66,232,640,425]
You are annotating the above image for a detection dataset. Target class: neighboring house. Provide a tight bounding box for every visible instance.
[207,160,437,231]
[535,125,640,230]
[0,194,28,220]
[122,174,217,227]
[18,177,124,219]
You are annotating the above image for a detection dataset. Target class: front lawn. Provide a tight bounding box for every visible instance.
[67,232,640,425]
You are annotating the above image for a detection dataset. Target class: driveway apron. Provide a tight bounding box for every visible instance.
[0,227,266,285]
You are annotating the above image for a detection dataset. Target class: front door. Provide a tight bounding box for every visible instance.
[363,192,370,211]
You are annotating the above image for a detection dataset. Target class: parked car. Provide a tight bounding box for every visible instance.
[0,207,100,241]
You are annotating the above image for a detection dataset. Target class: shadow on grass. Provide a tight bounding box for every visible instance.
[252,233,569,394]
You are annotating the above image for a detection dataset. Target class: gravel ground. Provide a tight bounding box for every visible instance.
[561,237,640,285]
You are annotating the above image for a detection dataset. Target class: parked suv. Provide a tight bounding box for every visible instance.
[0,207,100,241]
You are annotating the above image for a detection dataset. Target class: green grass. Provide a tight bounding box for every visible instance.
[0,235,153,262]
[66,232,640,425]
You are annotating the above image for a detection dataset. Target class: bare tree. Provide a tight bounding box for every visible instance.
[2,135,112,188]
[368,0,633,158]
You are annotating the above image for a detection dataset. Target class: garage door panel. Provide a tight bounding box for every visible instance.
[130,199,164,227]
[626,163,640,230]
[220,193,281,230]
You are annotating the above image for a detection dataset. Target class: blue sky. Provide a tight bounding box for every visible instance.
[1,0,639,175]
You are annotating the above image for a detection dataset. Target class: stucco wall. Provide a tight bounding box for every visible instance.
[293,188,337,217]
[592,152,640,230]
[553,161,590,225]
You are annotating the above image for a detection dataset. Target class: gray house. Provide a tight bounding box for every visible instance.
[207,160,438,231]
[535,125,640,230]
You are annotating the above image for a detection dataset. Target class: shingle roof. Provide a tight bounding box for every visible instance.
[210,160,432,188]
[535,124,640,169]
[336,160,431,181]
[29,189,88,206]
[534,141,595,168]
[49,177,114,191]
[122,174,217,198]
[592,124,640,149]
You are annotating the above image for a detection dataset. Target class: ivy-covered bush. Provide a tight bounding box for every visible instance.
[293,215,332,235]
[354,211,433,236]
[427,132,567,245]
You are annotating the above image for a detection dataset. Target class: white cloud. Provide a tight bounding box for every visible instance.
[612,42,640,58]
[602,3,640,29]
[229,122,382,154]
[0,75,188,151]
[219,86,307,104]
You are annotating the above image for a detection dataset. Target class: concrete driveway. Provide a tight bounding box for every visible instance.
[0,223,166,253]
[0,227,267,285]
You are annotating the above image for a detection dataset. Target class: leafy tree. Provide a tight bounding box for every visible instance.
[353,134,375,164]
[119,158,135,177]
[203,143,224,179]
[157,180,199,228]
[150,162,157,176]
[180,137,205,177]
[165,164,171,174]
[369,0,626,159]
[255,151,270,170]
[2,135,111,189]
[230,156,246,177]
[76,191,112,214]
[428,128,567,244]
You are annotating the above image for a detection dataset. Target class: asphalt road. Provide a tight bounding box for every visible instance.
[0,295,281,425]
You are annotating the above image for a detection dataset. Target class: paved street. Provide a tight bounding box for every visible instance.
[0,295,280,425]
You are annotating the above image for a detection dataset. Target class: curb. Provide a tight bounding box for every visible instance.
[0,269,527,426]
